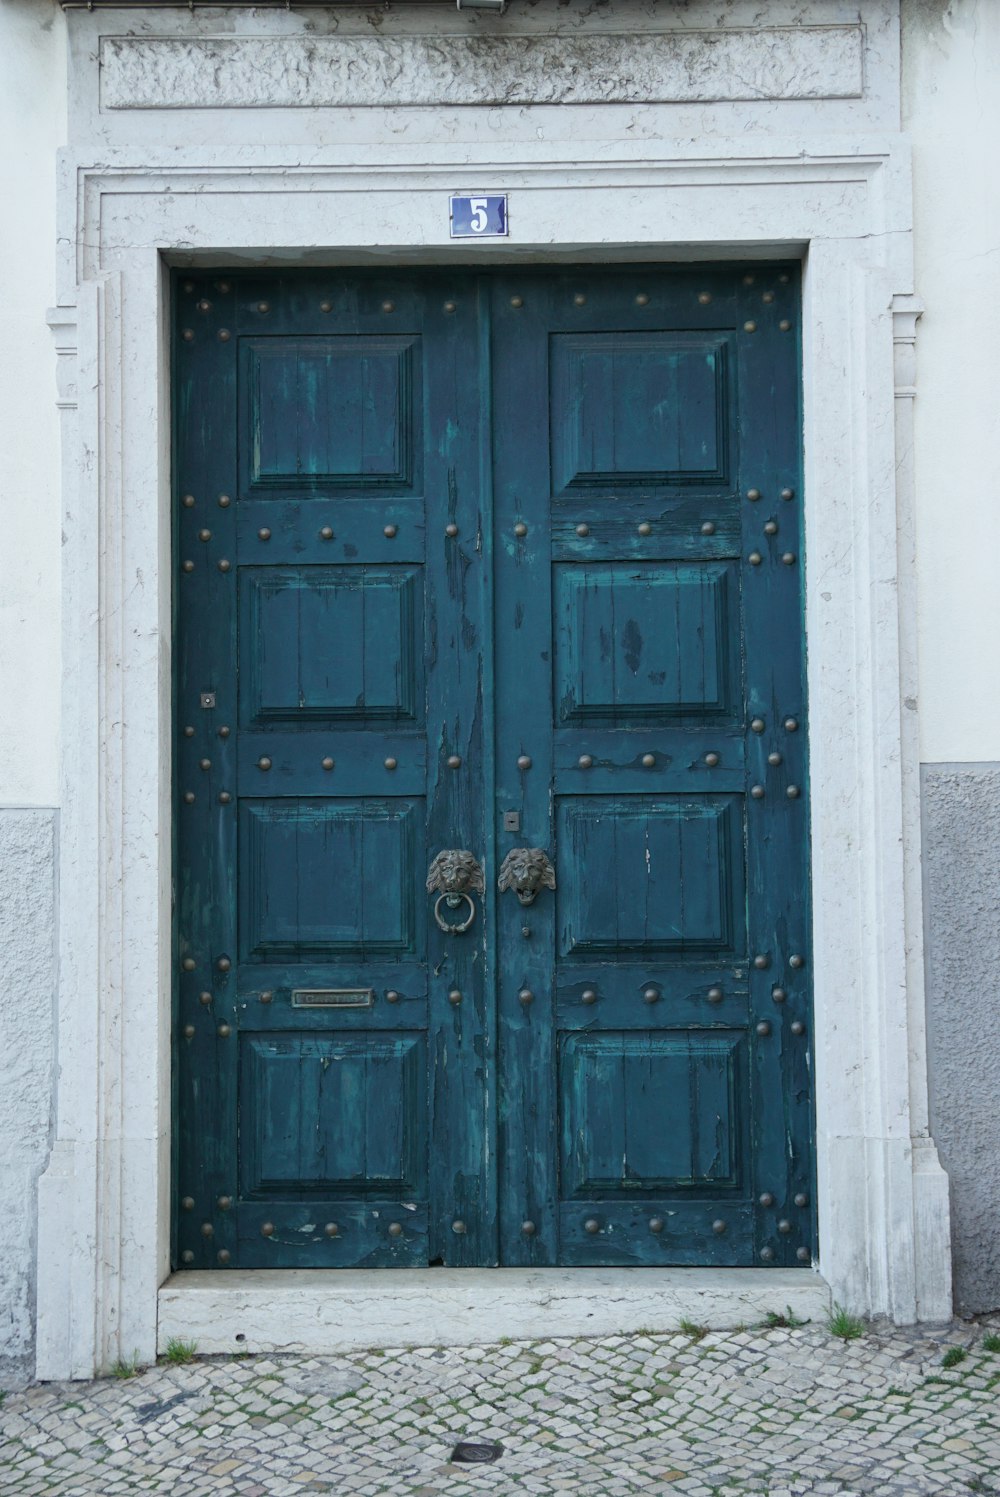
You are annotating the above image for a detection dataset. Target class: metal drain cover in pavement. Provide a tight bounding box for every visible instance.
[450,1441,504,1464]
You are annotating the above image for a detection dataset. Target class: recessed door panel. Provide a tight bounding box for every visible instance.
[556,796,745,959]
[550,331,732,490]
[238,565,423,727]
[238,798,423,961]
[238,1032,427,1198]
[554,561,739,725]
[559,1030,745,1196]
[243,336,419,492]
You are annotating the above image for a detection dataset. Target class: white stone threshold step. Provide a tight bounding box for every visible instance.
[159,1268,831,1355]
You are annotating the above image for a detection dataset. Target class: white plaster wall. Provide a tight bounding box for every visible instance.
[0,0,65,1384]
[904,0,1000,764]
[0,0,65,807]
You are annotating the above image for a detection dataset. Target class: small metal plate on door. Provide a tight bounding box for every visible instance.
[291,988,374,1009]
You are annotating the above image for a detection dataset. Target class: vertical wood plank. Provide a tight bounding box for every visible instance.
[737,264,814,1268]
[492,274,560,1264]
[422,274,496,1266]
[174,272,240,1271]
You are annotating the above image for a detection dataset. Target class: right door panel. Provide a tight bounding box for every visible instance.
[492,266,813,1269]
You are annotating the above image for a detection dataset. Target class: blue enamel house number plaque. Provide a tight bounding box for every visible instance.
[450,194,509,239]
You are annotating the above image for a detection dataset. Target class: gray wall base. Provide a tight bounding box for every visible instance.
[923,764,1000,1315]
[0,809,56,1387]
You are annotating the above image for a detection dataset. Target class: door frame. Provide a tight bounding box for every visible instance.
[37,138,950,1376]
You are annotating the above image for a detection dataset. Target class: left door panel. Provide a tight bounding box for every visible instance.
[174,273,495,1269]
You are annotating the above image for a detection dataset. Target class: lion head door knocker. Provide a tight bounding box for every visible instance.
[426,850,486,935]
[498,848,557,907]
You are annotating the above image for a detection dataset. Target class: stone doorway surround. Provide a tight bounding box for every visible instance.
[36,0,952,1379]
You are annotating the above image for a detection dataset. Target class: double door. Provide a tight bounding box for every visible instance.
[174,266,813,1271]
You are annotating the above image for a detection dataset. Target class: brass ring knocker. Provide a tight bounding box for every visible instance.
[433,891,477,935]
[427,850,485,937]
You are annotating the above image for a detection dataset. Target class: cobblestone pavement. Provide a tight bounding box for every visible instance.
[2,1315,999,1497]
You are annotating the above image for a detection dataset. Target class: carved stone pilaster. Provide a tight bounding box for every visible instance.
[890,290,953,1324]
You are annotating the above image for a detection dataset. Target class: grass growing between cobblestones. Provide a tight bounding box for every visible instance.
[162,1337,199,1366]
[762,1306,809,1329]
[828,1303,866,1340]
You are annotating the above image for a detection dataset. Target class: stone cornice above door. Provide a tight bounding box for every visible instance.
[99,27,864,111]
[65,1,902,148]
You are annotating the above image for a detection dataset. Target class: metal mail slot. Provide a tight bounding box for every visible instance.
[291,988,374,1009]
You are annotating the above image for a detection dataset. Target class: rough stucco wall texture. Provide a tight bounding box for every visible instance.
[0,812,56,1385]
[922,767,1000,1314]
[98,27,864,109]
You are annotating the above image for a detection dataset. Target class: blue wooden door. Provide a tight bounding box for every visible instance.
[175,273,497,1268]
[491,270,812,1268]
[174,267,812,1272]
